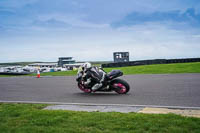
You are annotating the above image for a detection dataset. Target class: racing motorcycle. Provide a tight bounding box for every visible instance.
[76,68,130,94]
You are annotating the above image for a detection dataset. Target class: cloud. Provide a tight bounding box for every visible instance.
[32,18,71,29]
[1,0,200,62]
[36,13,110,29]
[0,0,39,8]
[1,22,200,62]
[111,8,200,28]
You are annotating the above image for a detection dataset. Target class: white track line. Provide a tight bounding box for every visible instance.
[0,100,200,110]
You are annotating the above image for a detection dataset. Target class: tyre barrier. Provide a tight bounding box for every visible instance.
[102,58,200,68]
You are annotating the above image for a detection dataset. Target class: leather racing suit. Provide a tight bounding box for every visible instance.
[83,66,106,92]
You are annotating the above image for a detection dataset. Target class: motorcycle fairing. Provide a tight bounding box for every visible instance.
[107,70,123,80]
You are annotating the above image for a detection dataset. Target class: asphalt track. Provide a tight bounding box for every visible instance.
[0,74,200,107]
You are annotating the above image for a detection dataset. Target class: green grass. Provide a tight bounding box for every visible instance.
[30,70,77,76]
[104,62,200,75]
[34,62,200,76]
[0,103,200,133]
[0,70,77,77]
[1,62,200,77]
[0,75,14,77]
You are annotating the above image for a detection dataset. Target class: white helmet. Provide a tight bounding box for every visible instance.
[82,62,92,70]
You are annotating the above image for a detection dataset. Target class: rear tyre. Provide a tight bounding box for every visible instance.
[111,79,130,94]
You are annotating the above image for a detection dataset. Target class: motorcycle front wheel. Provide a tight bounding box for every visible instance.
[77,83,92,93]
[111,79,130,94]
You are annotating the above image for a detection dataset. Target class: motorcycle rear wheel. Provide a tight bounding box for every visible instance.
[111,79,130,94]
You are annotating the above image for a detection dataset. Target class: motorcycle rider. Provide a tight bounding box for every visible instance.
[81,62,106,92]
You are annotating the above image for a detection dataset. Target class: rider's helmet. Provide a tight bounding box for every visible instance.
[82,62,92,71]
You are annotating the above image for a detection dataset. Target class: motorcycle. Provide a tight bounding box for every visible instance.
[76,68,130,94]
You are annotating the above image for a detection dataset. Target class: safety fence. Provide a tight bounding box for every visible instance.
[102,58,200,68]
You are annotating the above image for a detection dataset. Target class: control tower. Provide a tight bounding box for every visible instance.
[113,52,129,63]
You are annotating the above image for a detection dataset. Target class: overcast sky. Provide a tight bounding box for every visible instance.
[1,0,200,62]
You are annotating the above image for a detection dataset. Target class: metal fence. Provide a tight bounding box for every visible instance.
[102,58,200,68]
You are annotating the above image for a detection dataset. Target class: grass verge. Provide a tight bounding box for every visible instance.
[0,103,200,133]
[104,62,200,75]
[33,62,200,76]
[30,70,77,76]
[0,62,200,77]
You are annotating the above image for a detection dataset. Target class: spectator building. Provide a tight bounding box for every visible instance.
[28,63,57,68]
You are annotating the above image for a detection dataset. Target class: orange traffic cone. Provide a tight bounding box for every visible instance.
[37,69,40,78]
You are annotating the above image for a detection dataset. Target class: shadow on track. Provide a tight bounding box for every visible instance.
[73,92,131,97]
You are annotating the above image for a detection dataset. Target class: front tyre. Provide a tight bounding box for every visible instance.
[111,79,130,94]
[78,83,92,93]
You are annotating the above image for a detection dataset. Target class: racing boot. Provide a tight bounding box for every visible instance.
[91,83,103,92]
